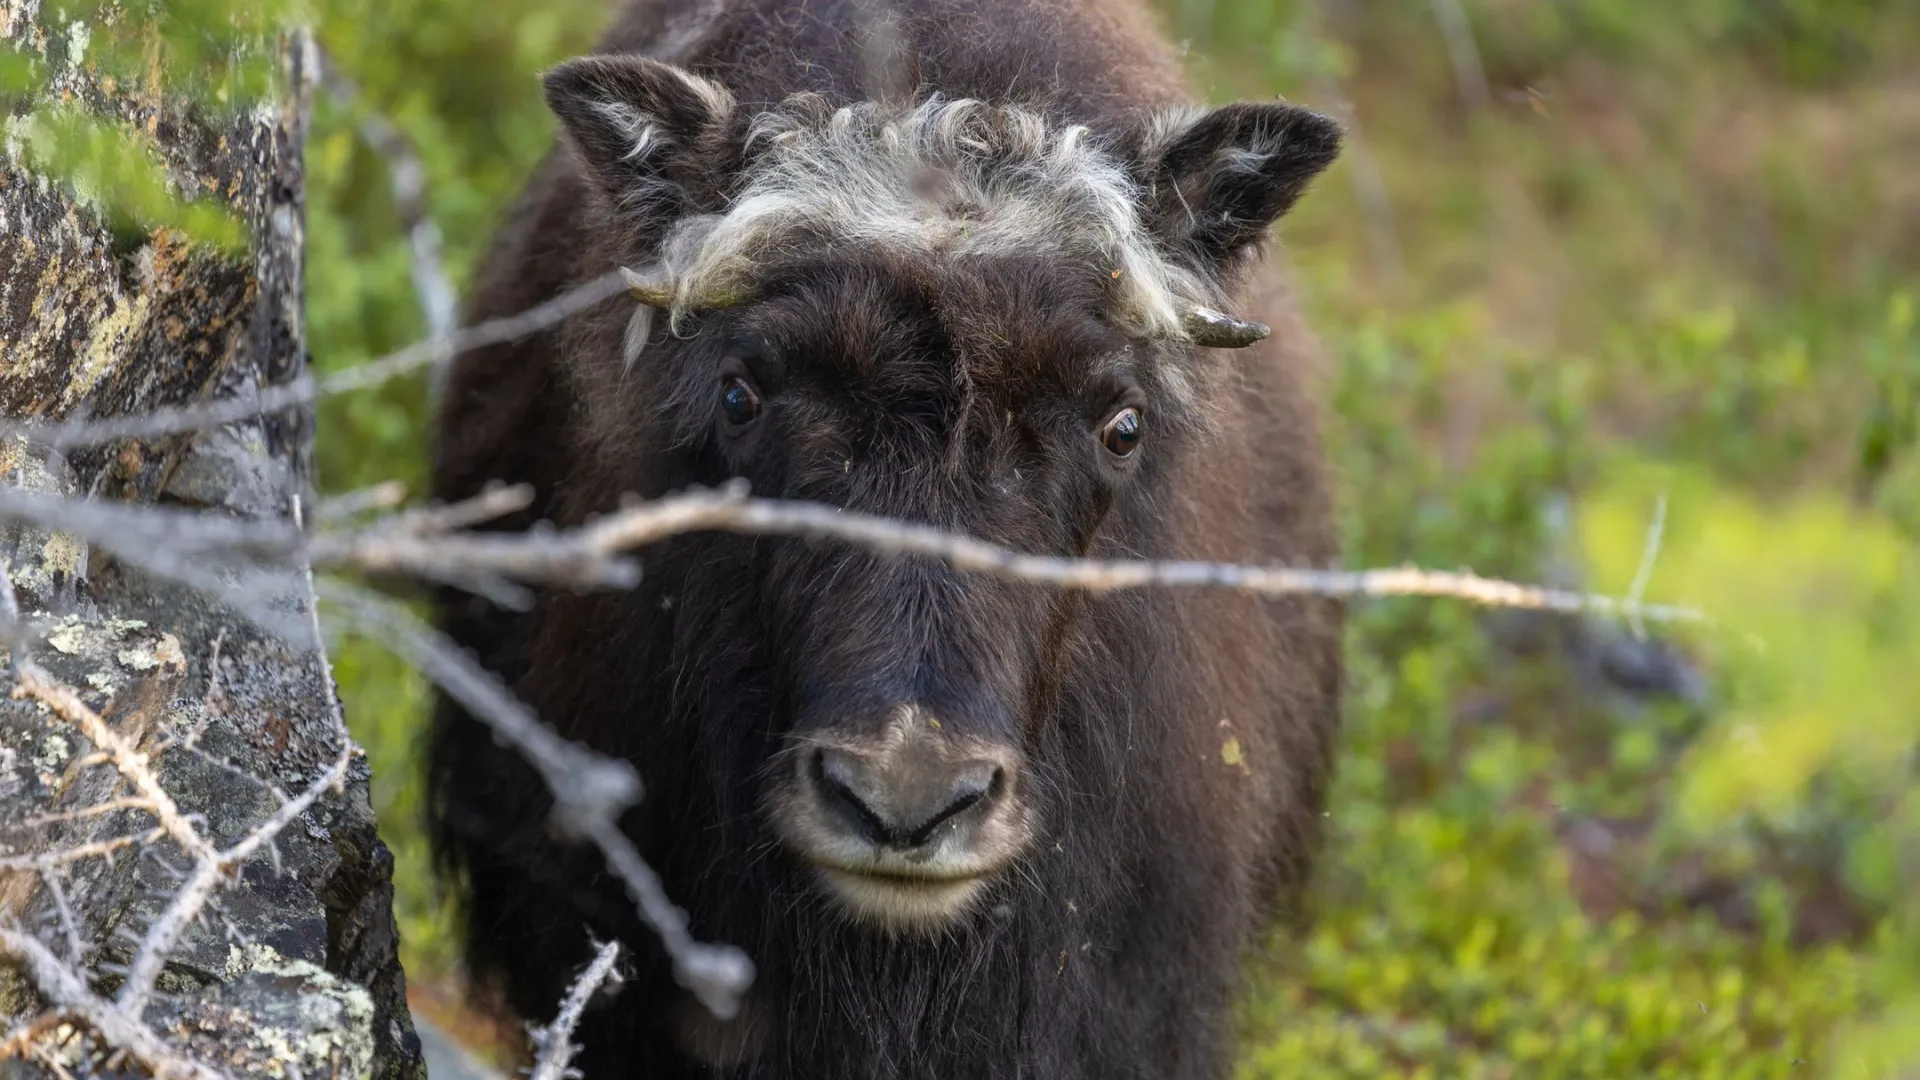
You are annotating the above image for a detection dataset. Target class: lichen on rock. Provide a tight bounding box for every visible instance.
[0,9,421,1079]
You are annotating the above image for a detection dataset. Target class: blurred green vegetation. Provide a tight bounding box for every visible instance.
[1192,3,1920,1075]
[304,0,610,990]
[14,0,1918,1073]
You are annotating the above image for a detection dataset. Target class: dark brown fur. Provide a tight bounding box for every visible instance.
[427,0,1344,1075]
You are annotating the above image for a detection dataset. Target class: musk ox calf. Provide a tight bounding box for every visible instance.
[425,0,1346,1074]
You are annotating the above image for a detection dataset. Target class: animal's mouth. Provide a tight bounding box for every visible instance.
[767,711,1037,930]
[807,861,997,929]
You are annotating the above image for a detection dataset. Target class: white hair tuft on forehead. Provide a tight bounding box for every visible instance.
[638,95,1216,342]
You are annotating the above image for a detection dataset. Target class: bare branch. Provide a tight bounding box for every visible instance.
[215,744,356,872]
[1428,0,1490,110]
[316,482,1705,624]
[315,579,641,830]
[317,50,459,345]
[0,829,164,873]
[0,486,323,649]
[369,483,535,537]
[314,481,410,524]
[116,742,355,1015]
[528,940,622,1080]
[12,798,161,829]
[29,1040,79,1080]
[13,665,215,862]
[0,486,302,564]
[1625,491,1670,641]
[316,579,757,1018]
[40,871,86,965]
[0,927,227,1080]
[10,659,358,1017]
[0,271,629,450]
[578,817,755,1020]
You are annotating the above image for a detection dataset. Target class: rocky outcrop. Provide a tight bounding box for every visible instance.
[0,10,421,1078]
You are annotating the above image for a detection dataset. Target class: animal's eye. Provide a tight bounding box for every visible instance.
[1100,407,1142,457]
[720,376,762,427]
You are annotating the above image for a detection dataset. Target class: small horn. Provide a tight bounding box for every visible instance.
[622,265,757,312]
[1182,305,1271,349]
[621,265,675,309]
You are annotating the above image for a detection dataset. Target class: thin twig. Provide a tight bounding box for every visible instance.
[316,50,459,345]
[0,927,227,1080]
[41,871,86,965]
[214,746,356,872]
[11,661,357,1016]
[528,939,623,1080]
[0,485,324,648]
[115,743,356,1016]
[318,482,1705,624]
[0,271,628,450]
[315,579,642,831]
[313,481,409,523]
[1428,0,1490,110]
[0,829,164,873]
[12,798,160,829]
[1625,491,1670,641]
[0,486,303,562]
[13,666,214,861]
[580,817,755,1020]
[367,482,535,537]
[316,579,756,1018]
[30,1040,80,1080]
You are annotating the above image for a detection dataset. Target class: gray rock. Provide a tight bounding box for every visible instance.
[0,14,422,1080]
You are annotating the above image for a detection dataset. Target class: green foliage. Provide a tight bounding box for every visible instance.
[9,107,244,248]
[1859,295,1920,495]
[1180,0,1920,90]
[1581,462,1918,828]
[1458,0,1914,88]
[1243,389,1915,1072]
[46,0,295,102]
[1227,297,1881,1074]
[1580,463,1920,1076]
[1196,3,1919,1071]
[305,0,605,489]
[1239,827,1867,1078]
[0,0,288,251]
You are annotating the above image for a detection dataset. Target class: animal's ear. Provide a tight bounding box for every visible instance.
[543,55,739,217]
[1135,102,1342,275]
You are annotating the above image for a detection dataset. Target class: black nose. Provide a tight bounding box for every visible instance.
[811,745,1006,850]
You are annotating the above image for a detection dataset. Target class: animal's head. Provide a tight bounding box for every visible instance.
[543,56,1340,931]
